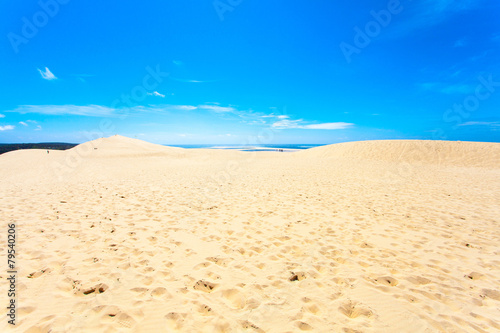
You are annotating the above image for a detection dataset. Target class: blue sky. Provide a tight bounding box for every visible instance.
[1,0,499,144]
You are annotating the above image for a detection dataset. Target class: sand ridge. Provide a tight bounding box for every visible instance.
[0,136,499,332]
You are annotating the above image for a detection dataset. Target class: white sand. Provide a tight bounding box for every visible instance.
[1,135,499,332]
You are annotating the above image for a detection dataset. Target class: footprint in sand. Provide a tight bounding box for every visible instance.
[481,289,500,301]
[374,276,399,286]
[195,303,214,316]
[18,306,37,316]
[79,283,109,296]
[27,268,51,279]
[339,300,374,319]
[222,288,246,309]
[406,276,431,285]
[193,280,217,293]
[150,287,169,298]
[164,312,187,330]
[289,271,307,282]
[206,256,232,267]
[296,321,314,330]
[240,320,265,332]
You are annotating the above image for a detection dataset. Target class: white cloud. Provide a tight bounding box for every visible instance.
[37,67,57,80]
[10,105,115,117]
[418,82,474,95]
[170,77,218,83]
[454,38,466,47]
[19,121,28,126]
[302,122,354,130]
[147,91,166,98]
[8,104,202,117]
[389,0,478,38]
[440,84,474,94]
[175,105,197,111]
[6,104,353,132]
[74,74,95,83]
[0,125,15,131]
[35,125,42,131]
[198,105,236,113]
[271,119,303,129]
[260,113,287,118]
[272,119,354,130]
[458,121,500,127]
[0,114,5,118]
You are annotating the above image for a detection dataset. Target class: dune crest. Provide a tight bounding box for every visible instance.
[68,135,182,157]
[300,140,500,168]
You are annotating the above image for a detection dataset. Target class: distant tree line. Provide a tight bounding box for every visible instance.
[0,143,77,155]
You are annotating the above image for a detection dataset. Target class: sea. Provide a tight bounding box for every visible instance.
[164,144,325,152]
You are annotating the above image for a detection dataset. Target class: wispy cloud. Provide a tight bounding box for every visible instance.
[272,119,354,130]
[147,91,166,98]
[458,121,500,127]
[198,105,236,113]
[302,122,354,130]
[271,119,302,128]
[193,105,351,131]
[10,105,115,117]
[8,104,200,117]
[170,77,217,83]
[37,67,57,80]
[454,38,466,47]
[173,105,197,111]
[389,0,478,37]
[35,125,42,131]
[19,121,28,126]
[260,114,286,118]
[418,82,474,95]
[440,84,474,94]
[74,74,95,83]
[0,125,15,131]
[6,104,354,132]
[26,120,37,123]
[0,114,5,118]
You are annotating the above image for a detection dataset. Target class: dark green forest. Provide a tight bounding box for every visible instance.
[0,143,77,155]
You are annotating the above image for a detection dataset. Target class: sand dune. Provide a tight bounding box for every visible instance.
[1,136,499,332]
[68,135,184,157]
[299,140,500,168]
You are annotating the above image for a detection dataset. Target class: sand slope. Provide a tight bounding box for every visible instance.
[299,140,500,168]
[1,136,499,332]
